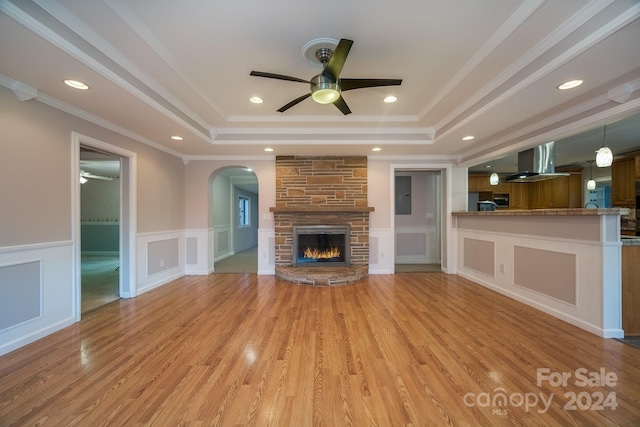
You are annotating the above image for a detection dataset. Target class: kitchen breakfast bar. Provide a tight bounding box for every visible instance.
[452,208,623,338]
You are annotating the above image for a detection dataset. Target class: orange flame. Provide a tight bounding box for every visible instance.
[303,246,340,260]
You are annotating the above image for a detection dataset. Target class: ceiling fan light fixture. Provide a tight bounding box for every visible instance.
[312,88,340,104]
[311,75,340,104]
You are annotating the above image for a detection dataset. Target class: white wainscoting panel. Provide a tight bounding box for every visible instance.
[136,231,185,295]
[258,228,275,275]
[213,224,233,262]
[0,241,75,356]
[395,226,440,264]
[369,228,393,274]
[184,229,211,275]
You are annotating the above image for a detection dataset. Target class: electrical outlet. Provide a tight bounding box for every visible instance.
[160,258,165,267]
[500,264,504,273]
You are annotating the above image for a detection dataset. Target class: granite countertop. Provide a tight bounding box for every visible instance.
[452,208,621,216]
[622,237,640,246]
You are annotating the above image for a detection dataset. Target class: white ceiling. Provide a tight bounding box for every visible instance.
[2,0,640,172]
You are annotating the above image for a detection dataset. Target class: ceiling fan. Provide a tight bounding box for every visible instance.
[80,169,113,183]
[250,39,402,115]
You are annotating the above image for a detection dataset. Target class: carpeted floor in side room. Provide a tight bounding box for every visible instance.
[82,253,120,313]
[214,246,258,273]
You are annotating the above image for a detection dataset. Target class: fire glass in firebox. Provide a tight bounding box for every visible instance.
[292,225,350,267]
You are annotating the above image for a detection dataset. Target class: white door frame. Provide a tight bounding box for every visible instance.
[71,132,137,321]
[389,163,453,274]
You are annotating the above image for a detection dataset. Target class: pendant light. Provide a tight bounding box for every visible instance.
[586,160,596,190]
[595,125,613,167]
[489,160,499,185]
[489,172,499,186]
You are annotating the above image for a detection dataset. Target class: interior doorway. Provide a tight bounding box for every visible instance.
[393,169,442,273]
[79,147,121,312]
[210,167,259,273]
[72,133,136,321]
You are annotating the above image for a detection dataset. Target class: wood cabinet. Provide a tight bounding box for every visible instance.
[528,174,581,209]
[467,173,579,210]
[612,158,636,206]
[636,155,640,179]
[509,183,529,209]
[468,174,493,192]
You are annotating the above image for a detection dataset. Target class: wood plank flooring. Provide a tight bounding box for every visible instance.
[1,273,640,426]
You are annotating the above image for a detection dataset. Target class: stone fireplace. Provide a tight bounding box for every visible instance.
[270,156,373,285]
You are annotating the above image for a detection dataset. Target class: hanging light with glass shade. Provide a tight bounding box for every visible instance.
[489,160,499,185]
[489,172,499,186]
[586,160,596,190]
[595,125,613,167]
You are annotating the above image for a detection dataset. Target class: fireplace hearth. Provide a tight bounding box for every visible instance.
[292,225,350,267]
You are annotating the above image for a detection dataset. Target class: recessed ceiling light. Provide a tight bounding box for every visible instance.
[557,79,583,90]
[462,135,475,141]
[264,147,274,152]
[64,79,90,90]
[383,95,397,103]
[372,147,382,152]
[250,96,263,103]
[171,135,183,140]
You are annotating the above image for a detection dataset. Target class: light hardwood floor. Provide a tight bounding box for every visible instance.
[1,273,639,426]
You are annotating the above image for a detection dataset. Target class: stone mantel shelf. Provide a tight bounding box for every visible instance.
[270,206,375,213]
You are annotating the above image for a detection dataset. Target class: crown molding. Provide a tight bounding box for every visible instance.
[418,0,546,120]
[7,0,212,141]
[433,0,620,139]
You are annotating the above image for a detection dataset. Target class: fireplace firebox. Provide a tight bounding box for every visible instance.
[292,225,350,267]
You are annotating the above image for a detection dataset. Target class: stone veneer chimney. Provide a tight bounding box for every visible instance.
[269,156,374,267]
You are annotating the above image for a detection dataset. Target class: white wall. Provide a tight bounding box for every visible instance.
[0,87,186,356]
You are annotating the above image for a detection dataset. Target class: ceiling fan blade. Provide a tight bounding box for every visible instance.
[85,174,113,181]
[323,39,353,81]
[250,71,310,84]
[333,96,351,115]
[340,78,402,91]
[277,93,312,112]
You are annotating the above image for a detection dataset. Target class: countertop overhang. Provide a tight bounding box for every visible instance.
[452,208,620,216]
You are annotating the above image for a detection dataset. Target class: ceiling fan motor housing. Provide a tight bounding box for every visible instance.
[310,74,340,104]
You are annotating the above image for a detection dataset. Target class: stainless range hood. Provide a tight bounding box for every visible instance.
[505,141,569,183]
